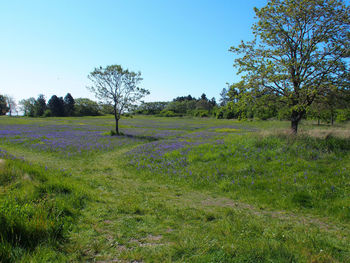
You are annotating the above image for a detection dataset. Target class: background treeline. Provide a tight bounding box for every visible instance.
[135,94,217,117]
[18,93,114,117]
[3,86,350,124]
[135,82,350,124]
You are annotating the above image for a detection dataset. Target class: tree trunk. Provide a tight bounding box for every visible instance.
[318,118,320,126]
[113,105,119,135]
[331,112,334,126]
[291,118,299,134]
[115,117,119,135]
[291,110,305,134]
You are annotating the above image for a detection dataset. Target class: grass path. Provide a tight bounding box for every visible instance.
[3,144,350,262]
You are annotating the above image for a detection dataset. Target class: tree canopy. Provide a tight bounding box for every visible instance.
[230,0,350,133]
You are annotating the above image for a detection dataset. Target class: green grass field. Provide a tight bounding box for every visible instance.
[1,115,350,262]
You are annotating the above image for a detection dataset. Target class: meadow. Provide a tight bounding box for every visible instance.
[0,115,350,262]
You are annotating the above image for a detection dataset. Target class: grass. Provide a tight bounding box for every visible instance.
[0,115,350,262]
[0,157,88,262]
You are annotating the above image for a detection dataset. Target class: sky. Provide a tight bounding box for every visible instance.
[0,0,268,104]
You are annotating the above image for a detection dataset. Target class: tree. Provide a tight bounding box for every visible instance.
[230,0,350,133]
[88,65,149,135]
[200,93,208,101]
[0,95,9,115]
[136,101,169,115]
[47,95,65,117]
[219,87,229,106]
[34,94,46,117]
[19,98,36,116]
[74,98,100,116]
[64,93,75,116]
[4,95,17,116]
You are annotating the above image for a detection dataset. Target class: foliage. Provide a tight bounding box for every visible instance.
[335,109,350,123]
[4,96,17,116]
[0,95,9,115]
[307,86,350,124]
[219,87,229,106]
[73,98,100,117]
[98,103,114,115]
[230,0,350,133]
[144,93,217,118]
[34,94,47,117]
[19,98,36,117]
[47,95,65,117]
[63,93,75,116]
[19,94,99,117]
[158,110,181,117]
[135,101,169,115]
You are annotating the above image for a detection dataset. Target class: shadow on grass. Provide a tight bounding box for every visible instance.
[115,133,159,142]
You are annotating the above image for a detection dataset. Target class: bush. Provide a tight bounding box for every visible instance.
[193,110,209,118]
[216,109,224,119]
[336,109,350,123]
[159,110,180,117]
[43,109,52,117]
[122,113,133,118]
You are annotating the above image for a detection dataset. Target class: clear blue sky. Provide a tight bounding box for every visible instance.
[1,0,267,103]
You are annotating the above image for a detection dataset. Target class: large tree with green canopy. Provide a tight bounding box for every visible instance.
[230,0,350,133]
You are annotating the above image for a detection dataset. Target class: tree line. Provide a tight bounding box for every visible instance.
[17,94,113,117]
[134,85,350,125]
[135,93,217,117]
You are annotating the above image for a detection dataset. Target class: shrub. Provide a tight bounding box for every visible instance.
[336,109,350,123]
[159,110,179,117]
[43,109,52,117]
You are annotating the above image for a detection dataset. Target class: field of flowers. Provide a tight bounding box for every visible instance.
[1,115,350,262]
[0,116,249,156]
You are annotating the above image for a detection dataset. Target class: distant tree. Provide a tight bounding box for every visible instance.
[33,94,46,117]
[230,0,350,133]
[219,87,229,106]
[19,98,36,117]
[308,85,350,125]
[64,93,75,116]
[88,65,149,135]
[0,95,9,115]
[173,95,195,102]
[4,95,16,116]
[186,95,194,101]
[99,103,115,115]
[196,99,212,111]
[136,101,169,115]
[47,95,65,117]
[200,93,208,101]
[74,98,100,116]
